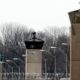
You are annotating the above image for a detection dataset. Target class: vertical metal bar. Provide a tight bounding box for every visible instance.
[12,67,13,80]
[45,59,47,80]
[18,67,20,80]
[66,53,68,80]
[54,55,56,80]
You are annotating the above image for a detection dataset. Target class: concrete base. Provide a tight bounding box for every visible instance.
[25,49,42,79]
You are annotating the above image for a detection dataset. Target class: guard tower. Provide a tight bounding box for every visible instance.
[69,10,80,80]
[24,32,44,75]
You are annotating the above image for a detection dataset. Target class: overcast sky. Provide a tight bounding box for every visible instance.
[0,0,80,34]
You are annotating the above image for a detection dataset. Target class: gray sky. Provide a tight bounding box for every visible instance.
[0,0,80,34]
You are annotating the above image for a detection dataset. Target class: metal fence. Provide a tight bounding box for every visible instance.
[1,73,70,80]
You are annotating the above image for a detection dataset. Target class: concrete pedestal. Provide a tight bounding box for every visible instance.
[25,49,42,79]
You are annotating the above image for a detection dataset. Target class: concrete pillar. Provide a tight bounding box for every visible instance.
[69,10,80,80]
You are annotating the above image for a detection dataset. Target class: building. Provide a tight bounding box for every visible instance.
[69,9,80,80]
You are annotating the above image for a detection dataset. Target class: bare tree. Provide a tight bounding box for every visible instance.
[1,23,31,72]
[0,24,70,76]
[38,27,70,74]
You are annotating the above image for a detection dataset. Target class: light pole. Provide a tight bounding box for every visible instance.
[12,58,21,80]
[22,54,26,57]
[6,60,14,73]
[6,59,20,80]
[13,57,26,80]
[22,54,26,79]
[62,43,69,80]
[40,50,47,79]
[5,60,14,80]
[40,50,47,73]
[44,58,47,75]
[50,46,57,80]
[13,57,25,65]
[13,57,25,79]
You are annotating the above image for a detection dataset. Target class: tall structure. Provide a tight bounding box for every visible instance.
[24,32,44,77]
[69,10,80,80]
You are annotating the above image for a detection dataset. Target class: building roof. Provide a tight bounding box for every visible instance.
[69,9,80,24]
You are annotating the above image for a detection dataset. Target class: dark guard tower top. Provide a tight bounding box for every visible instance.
[24,32,44,49]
